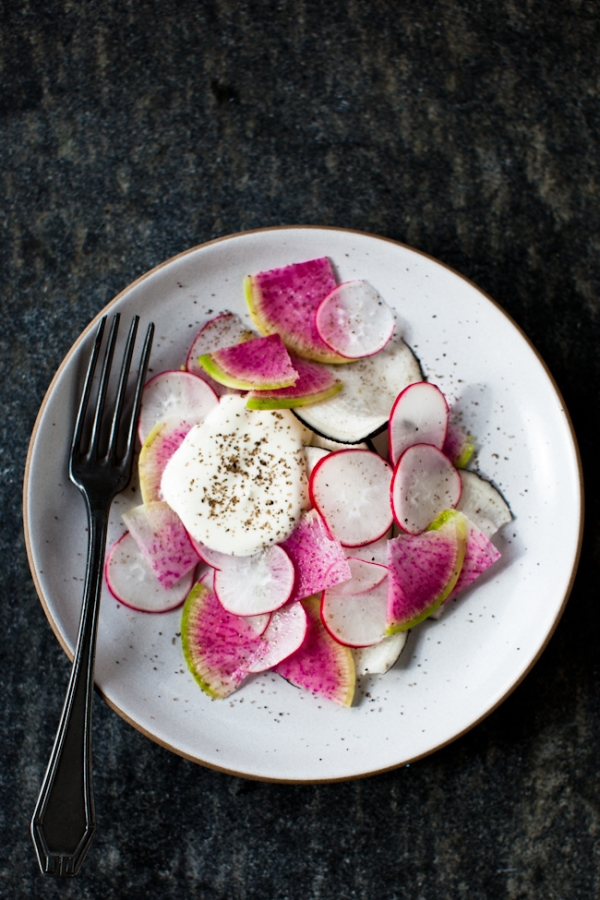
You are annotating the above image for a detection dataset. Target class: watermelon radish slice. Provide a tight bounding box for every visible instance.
[274,595,355,706]
[200,568,271,634]
[321,562,389,648]
[213,545,295,616]
[279,509,351,603]
[199,333,298,391]
[315,280,395,359]
[386,509,467,632]
[294,333,422,443]
[443,421,475,468]
[186,313,256,395]
[446,518,501,601]
[388,382,449,466]
[391,443,462,535]
[245,257,348,364]
[245,602,308,673]
[246,355,342,409]
[309,449,393,547]
[138,370,219,444]
[105,532,194,613]
[139,418,194,504]
[352,632,407,675]
[122,501,199,589]
[456,470,512,538]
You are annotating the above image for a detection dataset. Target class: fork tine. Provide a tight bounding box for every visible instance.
[71,317,107,459]
[106,316,139,458]
[122,321,155,465]
[88,314,120,457]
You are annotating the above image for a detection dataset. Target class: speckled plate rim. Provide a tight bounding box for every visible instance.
[23,225,584,783]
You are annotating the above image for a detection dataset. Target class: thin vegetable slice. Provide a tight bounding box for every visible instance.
[391,443,462,535]
[186,313,256,395]
[315,280,395,359]
[105,532,194,613]
[122,501,199,589]
[213,545,295,616]
[246,355,342,409]
[388,382,449,465]
[139,418,194,504]
[199,333,298,391]
[138,370,219,443]
[321,566,389,648]
[456,469,512,538]
[279,509,351,603]
[352,633,408,675]
[245,603,308,673]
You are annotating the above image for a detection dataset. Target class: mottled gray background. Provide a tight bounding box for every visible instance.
[1,1,599,897]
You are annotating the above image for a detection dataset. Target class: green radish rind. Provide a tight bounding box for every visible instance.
[199,333,298,391]
[386,509,467,633]
[138,418,194,505]
[246,355,343,410]
[275,595,356,706]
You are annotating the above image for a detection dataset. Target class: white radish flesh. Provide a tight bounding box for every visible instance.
[456,470,512,538]
[304,445,329,476]
[309,449,393,547]
[388,382,449,465]
[344,533,390,566]
[213,545,295,616]
[105,532,194,613]
[245,602,308,672]
[391,443,462,535]
[322,574,389,647]
[315,280,395,359]
[122,501,200,589]
[352,632,407,675]
[138,370,219,444]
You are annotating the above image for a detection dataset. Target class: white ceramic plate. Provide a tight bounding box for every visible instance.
[24,227,582,782]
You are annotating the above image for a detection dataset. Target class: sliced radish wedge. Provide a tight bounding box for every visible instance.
[186,313,255,395]
[105,532,194,613]
[280,509,351,603]
[386,509,467,632]
[316,280,395,359]
[199,333,298,391]
[345,534,390,566]
[352,632,407,675]
[443,421,475,468]
[274,595,355,706]
[321,563,389,648]
[446,517,501,601]
[213,545,295,616]
[246,354,342,409]
[139,418,194,504]
[122,501,199,589]
[456,470,512,538]
[391,443,462,535]
[309,449,393,547]
[138,370,219,444]
[388,382,449,466]
[245,602,308,673]
[330,557,388,595]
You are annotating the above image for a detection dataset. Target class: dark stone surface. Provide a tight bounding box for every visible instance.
[1,1,599,897]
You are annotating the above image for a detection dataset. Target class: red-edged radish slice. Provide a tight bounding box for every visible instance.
[189,537,233,571]
[186,313,256,395]
[105,532,194,613]
[331,557,388,595]
[244,613,271,636]
[322,575,389,648]
[213,545,295,616]
[139,418,194,504]
[316,280,395,359]
[309,449,393,547]
[122,501,200,589]
[391,443,462,535]
[138,370,218,443]
[352,632,407,675]
[344,534,390,566]
[279,509,351,603]
[456,470,512,538]
[388,382,449,465]
[245,602,308,672]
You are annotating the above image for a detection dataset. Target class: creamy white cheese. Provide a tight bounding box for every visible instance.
[161,394,308,556]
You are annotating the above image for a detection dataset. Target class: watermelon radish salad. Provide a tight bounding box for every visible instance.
[105,257,512,706]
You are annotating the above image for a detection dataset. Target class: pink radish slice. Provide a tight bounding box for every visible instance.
[309,449,393,547]
[139,418,194,504]
[388,382,449,466]
[315,280,395,359]
[443,421,475,468]
[245,602,308,672]
[199,568,270,633]
[386,509,467,632]
[186,313,255,395]
[213,545,295,616]
[105,532,193,613]
[352,632,407,675]
[199,333,298,391]
[322,575,389,648]
[391,443,462,535]
[344,534,390,566]
[122,501,199,589]
[446,518,501,601]
[274,595,355,706]
[189,538,233,570]
[330,557,388,595]
[246,354,342,409]
[279,509,351,603]
[138,370,219,444]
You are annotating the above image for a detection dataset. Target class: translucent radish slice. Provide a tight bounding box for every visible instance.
[309,449,393,547]
[279,509,351,603]
[446,517,501,601]
[391,443,462,535]
[245,602,308,672]
[322,575,389,648]
[199,333,298,391]
[213,545,295,616]
[352,632,407,675]
[105,532,193,613]
[316,280,395,359]
[138,370,219,443]
[443,421,475,468]
[122,501,199,589]
[139,418,194,504]
[332,557,388,595]
[304,446,329,477]
[388,382,449,466]
[189,539,232,570]
[456,470,512,538]
[345,534,390,566]
[200,569,271,636]
[186,313,256,395]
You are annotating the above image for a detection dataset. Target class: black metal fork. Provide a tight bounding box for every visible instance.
[31,314,154,877]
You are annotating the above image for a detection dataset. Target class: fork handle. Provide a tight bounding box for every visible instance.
[31,503,108,877]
